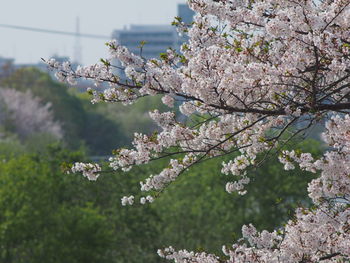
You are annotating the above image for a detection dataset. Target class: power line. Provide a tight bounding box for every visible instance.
[0,23,110,39]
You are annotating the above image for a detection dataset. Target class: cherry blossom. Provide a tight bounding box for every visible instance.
[71,162,101,181]
[0,88,63,139]
[47,0,350,261]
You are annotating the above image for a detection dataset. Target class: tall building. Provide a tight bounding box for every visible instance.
[112,25,179,59]
[111,4,195,63]
[178,3,195,24]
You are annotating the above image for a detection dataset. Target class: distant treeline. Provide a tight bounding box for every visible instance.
[0,67,168,155]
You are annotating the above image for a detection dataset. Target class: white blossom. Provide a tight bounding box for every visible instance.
[71,162,101,181]
[0,88,63,140]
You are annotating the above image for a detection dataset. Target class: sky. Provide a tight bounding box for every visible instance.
[0,0,187,65]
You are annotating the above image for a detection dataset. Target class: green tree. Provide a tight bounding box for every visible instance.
[0,68,128,155]
[154,139,323,254]
[0,146,161,263]
[0,68,85,149]
[86,93,170,142]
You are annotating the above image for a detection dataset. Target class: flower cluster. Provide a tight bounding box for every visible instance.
[0,88,63,140]
[71,162,101,181]
[121,195,134,206]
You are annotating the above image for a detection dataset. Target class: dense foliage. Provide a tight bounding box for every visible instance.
[0,140,322,262]
[0,67,168,154]
[0,146,161,263]
[154,139,323,254]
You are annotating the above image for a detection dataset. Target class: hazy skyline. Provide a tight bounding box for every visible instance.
[1,0,187,65]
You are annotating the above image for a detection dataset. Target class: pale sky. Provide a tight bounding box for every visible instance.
[0,0,187,65]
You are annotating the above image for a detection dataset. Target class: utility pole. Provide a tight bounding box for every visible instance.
[73,17,82,64]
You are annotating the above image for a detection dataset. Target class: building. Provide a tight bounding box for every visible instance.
[111,4,195,63]
[0,56,14,68]
[0,56,15,78]
[178,3,196,24]
[112,25,179,60]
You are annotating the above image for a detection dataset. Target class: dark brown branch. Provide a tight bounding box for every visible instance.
[321,2,350,33]
[319,252,341,261]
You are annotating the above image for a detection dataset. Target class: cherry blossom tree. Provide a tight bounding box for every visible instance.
[0,88,63,140]
[47,0,350,262]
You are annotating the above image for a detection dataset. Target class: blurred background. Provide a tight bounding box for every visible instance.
[1,0,187,65]
[0,1,323,262]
